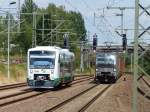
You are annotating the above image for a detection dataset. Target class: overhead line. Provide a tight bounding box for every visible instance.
[82,0,95,12]
[65,0,105,36]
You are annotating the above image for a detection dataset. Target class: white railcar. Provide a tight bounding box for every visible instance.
[27,46,75,88]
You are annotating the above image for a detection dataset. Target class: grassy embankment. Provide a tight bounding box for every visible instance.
[0,54,26,84]
[0,64,26,84]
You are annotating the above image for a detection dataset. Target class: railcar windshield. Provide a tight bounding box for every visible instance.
[29,50,55,69]
[30,58,55,69]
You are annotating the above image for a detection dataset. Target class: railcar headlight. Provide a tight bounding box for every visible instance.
[51,70,54,74]
[41,69,46,73]
[30,69,33,73]
[29,75,32,79]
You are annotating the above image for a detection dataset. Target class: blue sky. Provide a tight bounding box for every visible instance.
[0,0,149,45]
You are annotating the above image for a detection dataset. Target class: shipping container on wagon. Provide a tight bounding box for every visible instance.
[117,54,125,76]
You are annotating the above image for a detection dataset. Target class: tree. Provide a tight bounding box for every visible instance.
[15,1,86,56]
[15,0,38,52]
[21,0,38,23]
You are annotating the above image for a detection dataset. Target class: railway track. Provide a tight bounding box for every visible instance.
[78,85,111,112]
[45,84,111,112]
[0,75,92,91]
[0,82,27,91]
[0,76,93,107]
[44,75,123,112]
[141,76,150,88]
[137,76,150,100]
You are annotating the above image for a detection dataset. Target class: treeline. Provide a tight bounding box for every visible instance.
[0,0,86,54]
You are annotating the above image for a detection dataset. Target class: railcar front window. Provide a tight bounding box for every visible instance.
[30,58,55,69]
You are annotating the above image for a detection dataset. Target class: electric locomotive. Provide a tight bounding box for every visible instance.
[95,52,118,83]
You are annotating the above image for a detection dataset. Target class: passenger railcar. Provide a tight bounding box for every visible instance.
[27,46,75,88]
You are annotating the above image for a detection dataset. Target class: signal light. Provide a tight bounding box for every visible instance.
[122,34,127,50]
[93,37,97,50]
[93,33,97,50]
[64,38,67,48]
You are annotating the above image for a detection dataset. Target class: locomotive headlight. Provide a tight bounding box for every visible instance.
[109,55,115,60]
[96,69,98,72]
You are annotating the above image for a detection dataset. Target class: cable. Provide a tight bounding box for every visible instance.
[80,0,119,43]
[65,0,78,12]
[107,0,116,7]
[65,0,105,37]
[94,11,119,43]
[70,0,115,42]
[65,0,122,44]
[107,0,124,7]
[102,16,119,43]
[82,0,96,12]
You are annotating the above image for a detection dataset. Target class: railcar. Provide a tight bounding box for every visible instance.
[95,52,123,83]
[27,46,75,88]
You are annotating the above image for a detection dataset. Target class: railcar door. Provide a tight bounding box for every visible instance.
[59,53,72,83]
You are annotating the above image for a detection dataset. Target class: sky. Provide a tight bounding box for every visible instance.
[0,0,150,45]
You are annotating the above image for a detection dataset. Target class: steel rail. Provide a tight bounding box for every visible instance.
[137,76,150,100]
[78,85,111,112]
[45,84,98,112]
[141,77,150,88]
[0,83,27,90]
[0,75,92,91]
[0,76,93,107]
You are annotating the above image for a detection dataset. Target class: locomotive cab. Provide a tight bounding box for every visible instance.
[95,53,117,83]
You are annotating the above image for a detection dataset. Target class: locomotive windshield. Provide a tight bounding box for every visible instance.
[96,54,116,68]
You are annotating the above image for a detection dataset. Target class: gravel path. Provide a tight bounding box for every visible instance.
[86,75,150,112]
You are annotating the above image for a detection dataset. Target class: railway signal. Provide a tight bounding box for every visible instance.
[63,33,68,48]
[64,38,67,48]
[93,33,97,50]
[122,34,127,51]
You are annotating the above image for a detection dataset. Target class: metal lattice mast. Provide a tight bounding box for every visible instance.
[42,14,45,40]
[32,12,36,47]
[17,0,20,33]
[132,0,139,112]
[132,0,150,111]
[7,12,10,79]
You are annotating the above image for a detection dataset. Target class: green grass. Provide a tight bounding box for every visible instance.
[0,63,26,84]
[0,64,7,75]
